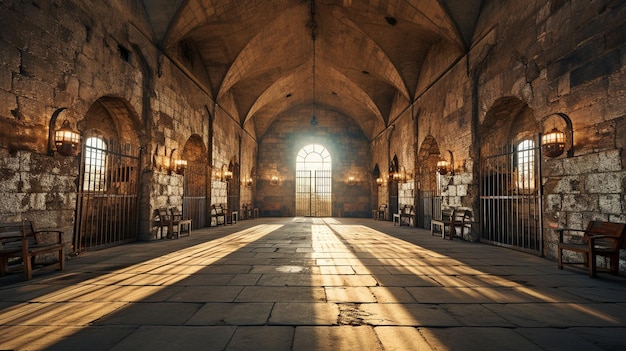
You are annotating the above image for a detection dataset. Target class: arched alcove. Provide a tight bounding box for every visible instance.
[74,96,144,252]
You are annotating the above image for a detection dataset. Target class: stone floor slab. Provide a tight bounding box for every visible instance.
[293,326,383,351]
[374,326,432,351]
[235,286,326,303]
[110,325,235,351]
[186,302,273,325]
[269,302,339,325]
[226,326,294,351]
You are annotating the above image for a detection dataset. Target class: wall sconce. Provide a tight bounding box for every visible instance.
[437,150,454,176]
[270,175,279,186]
[392,166,406,182]
[244,177,253,187]
[541,113,573,158]
[169,149,187,175]
[48,108,80,156]
[222,169,233,182]
[347,176,356,186]
[376,177,384,187]
[172,159,187,175]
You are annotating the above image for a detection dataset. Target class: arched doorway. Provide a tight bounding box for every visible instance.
[296,144,332,216]
[415,135,442,229]
[182,134,208,229]
[74,97,143,252]
[479,97,543,254]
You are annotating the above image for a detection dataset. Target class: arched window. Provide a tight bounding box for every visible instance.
[83,137,107,192]
[517,139,535,191]
[296,144,332,216]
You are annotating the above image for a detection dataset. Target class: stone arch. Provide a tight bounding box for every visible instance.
[478,96,543,253]
[416,135,441,194]
[74,96,144,252]
[78,96,144,148]
[479,96,538,148]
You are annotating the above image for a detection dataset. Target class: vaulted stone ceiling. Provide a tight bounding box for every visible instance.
[141,0,484,140]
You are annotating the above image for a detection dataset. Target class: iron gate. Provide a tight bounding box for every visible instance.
[183,162,207,229]
[417,191,442,229]
[296,170,331,216]
[480,137,543,254]
[74,140,140,253]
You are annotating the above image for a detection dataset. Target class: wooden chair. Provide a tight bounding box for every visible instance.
[431,208,471,240]
[557,221,626,277]
[156,208,173,238]
[374,204,387,221]
[0,220,64,280]
[170,207,192,238]
[399,205,414,226]
[431,209,453,238]
[211,204,226,226]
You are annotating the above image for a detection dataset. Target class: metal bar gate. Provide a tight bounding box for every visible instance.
[74,140,140,253]
[296,170,331,216]
[183,162,207,229]
[479,137,543,254]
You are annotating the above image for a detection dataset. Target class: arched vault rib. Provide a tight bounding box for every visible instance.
[243,59,385,139]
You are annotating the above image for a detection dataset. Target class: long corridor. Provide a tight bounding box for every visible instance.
[1,218,626,350]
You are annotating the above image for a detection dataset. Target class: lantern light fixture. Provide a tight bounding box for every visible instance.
[243,177,253,187]
[347,176,356,186]
[376,177,383,187]
[270,175,279,186]
[48,108,81,156]
[541,113,573,158]
[173,159,188,175]
[437,150,454,176]
[222,169,233,182]
[391,166,406,182]
[542,127,566,157]
[169,149,187,175]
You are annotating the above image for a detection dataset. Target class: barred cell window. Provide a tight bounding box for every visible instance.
[83,137,107,192]
[517,139,535,191]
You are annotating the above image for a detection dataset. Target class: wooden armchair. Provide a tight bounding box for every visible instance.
[557,221,626,277]
[374,204,387,221]
[399,205,414,226]
[0,220,64,280]
[431,208,471,240]
[170,207,192,238]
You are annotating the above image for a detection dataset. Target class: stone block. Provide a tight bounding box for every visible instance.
[585,172,621,193]
[599,194,622,215]
[552,175,582,194]
[456,184,468,197]
[571,50,621,87]
[562,194,597,212]
[545,194,562,212]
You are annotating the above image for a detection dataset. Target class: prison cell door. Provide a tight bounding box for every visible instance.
[74,139,140,253]
[296,170,332,216]
[183,162,207,229]
[417,191,441,229]
[479,138,543,254]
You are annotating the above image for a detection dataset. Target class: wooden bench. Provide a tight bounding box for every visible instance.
[557,221,626,277]
[431,208,471,240]
[211,204,226,226]
[170,207,192,238]
[0,220,65,280]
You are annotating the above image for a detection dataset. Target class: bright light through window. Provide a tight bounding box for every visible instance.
[83,137,107,192]
[517,139,535,191]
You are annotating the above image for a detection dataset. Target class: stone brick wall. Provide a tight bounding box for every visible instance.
[0,147,77,250]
